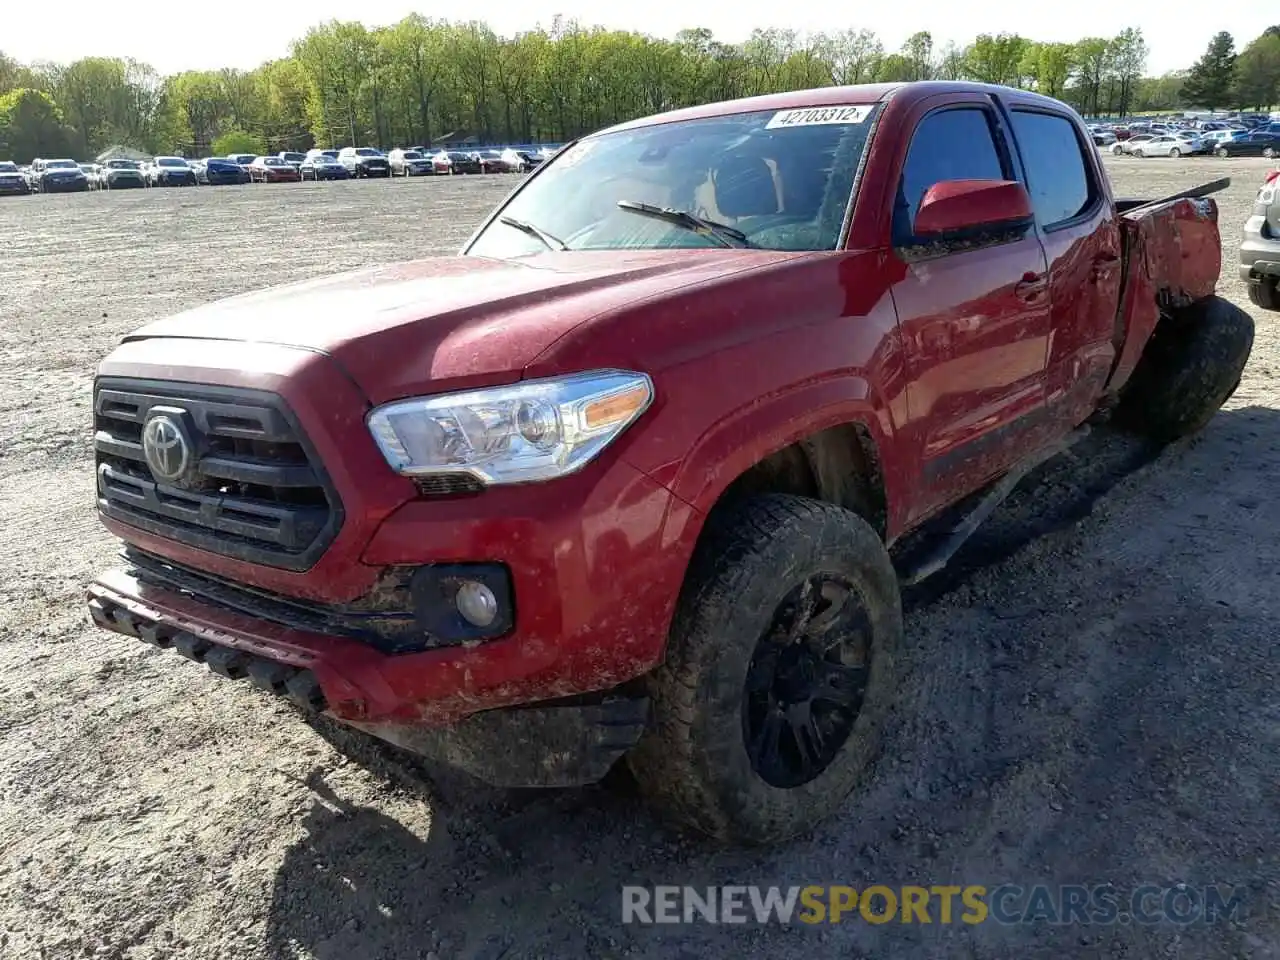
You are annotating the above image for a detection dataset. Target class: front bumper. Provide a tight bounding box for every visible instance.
[0,180,28,194]
[90,446,687,727]
[88,574,649,785]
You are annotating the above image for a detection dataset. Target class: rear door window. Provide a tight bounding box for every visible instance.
[1010,110,1096,229]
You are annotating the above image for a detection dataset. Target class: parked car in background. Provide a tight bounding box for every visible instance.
[1200,129,1246,146]
[79,163,102,186]
[388,148,435,176]
[426,150,453,174]
[300,151,350,181]
[445,150,482,174]
[198,157,250,185]
[98,158,147,190]
[248,156,302,183]
[337,147,391,178]
[226,153,257,177]
[278,151,307,171]
[30,158,90,192]
[1087,125,1117,146]
[1240,167,1280,310]
[1110,134,1154,155]
[0,161,29,195]
[1128,133,1204,157]
[516,149,545,171]
[1215,131,1280,158]
[148,156,197,186]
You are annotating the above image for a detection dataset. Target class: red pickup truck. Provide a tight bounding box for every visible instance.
[87,82,1253,844]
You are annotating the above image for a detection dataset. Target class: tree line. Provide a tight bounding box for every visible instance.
[0,18,1277,163]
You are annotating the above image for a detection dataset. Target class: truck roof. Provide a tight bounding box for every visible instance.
[597,81,1077,137]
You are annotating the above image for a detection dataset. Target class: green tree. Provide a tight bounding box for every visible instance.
[1021,42,1075,99]
[1108,28,1148,116]
[901,31,934,81]
[1072,38,1112,116]
[0,88,72,160]
[965,33,1031,86]
[1232,32,1280,109]
[1182,31,1237,110]
[211,128,266,155]
[822,29,883,85]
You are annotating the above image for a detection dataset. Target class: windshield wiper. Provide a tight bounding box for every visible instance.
[615,200,751,247]
[497,215,568,251]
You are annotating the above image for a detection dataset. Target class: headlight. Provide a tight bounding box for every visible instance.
[367,370,653,485]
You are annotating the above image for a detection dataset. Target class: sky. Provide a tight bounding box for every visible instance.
[3,0,1276,77]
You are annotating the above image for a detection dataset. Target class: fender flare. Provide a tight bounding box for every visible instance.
[664,374,902,525]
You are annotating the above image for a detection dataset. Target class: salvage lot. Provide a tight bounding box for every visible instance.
[1,157,1278,959]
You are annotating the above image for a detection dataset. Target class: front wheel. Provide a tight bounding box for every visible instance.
[628,494,901,844]
[1217,147,1229,158]
[1264,147,1276,159]
[1114,295,1254,443]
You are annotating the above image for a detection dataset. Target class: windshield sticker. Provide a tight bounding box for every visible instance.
[765,105,872,129]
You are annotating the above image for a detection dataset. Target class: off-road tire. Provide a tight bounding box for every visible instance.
[627,494,902,844]
[1114,294,1254,443]
[1248,277,1280,312]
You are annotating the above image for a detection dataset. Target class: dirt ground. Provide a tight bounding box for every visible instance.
[0,157,1277,960]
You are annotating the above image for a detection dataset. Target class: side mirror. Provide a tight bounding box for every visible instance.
[912,179,1034,239]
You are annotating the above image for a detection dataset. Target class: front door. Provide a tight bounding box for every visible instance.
[888,98,1052,522]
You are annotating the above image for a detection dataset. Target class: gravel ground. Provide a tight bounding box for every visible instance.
[0,157,1277,960]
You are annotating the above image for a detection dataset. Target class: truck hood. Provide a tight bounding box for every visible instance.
[125,249,805,404]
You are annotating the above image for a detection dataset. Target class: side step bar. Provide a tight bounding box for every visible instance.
[899,426,1090,587]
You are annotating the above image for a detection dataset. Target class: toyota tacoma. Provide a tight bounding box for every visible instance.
[87,82,1253,844]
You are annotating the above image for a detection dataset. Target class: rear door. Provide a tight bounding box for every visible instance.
[1004,103,1122,431]
[888,95,1052,521]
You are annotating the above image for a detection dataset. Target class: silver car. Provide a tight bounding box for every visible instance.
[1240,170,1280,311]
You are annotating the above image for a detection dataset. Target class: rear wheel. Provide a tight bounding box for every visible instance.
[1217,147,1229,158]
[1114,295,1255,443]
[1170,147,1181,158]
[627,494,901,844]
[1248,277,1280,312]
[1264,147,1276,160]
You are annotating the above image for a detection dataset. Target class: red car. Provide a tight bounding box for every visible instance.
[248,156,301,183]
[86,81,1251,844]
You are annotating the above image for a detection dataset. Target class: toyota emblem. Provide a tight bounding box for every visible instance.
[142,414,191,483]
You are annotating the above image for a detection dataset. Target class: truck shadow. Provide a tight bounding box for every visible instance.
[264,403,1280,960]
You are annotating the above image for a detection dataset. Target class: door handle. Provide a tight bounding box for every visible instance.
[1015,272,1048,301]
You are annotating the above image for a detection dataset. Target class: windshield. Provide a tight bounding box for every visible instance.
[46,160,78,169]
[356,148,382,157]
[0,162,16,172]
[262,158,285,165]
[157,158,186,167]
[467,104,880,257]
[282,153,304,161]
[402,151,422,159]
[106,160,137,169]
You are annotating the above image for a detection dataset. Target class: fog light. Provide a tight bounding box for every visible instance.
[455,580,498,627]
